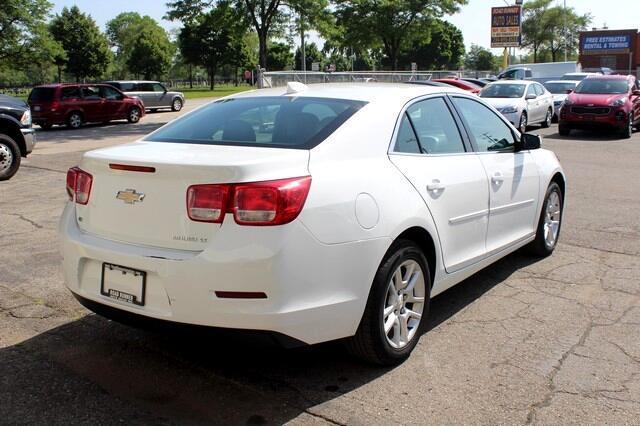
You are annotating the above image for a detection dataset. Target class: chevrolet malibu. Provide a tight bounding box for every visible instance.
[60,83,566,365]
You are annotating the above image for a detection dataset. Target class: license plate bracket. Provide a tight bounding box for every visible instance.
[101,263,146,306]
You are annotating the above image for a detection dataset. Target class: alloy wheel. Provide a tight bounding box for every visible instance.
[544,191,562,249]
[69,113,82,129]
[129,108,140,123]
[172,99,183,111]
[383,259,426,349]
[0,143,13,173]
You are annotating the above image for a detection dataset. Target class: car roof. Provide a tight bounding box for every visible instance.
[104,80,160,84]
[584,74,632,80]
[545,80,580,84]
[488,80,532,85]
[230,83,463,103]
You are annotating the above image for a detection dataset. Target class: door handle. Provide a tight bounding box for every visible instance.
[491,172,504,184]
[427,180,445,192]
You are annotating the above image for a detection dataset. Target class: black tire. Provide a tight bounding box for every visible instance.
[527,182,563,257]
[67,111,83,129]
[558,123,571,136]
[519,112,528,134]
[171,98,183,112]
[40,123,53,130]
[346,239,431,365]
[127,106,141,123]
[541,108,552,128]
[0,133,21,181]
[620,113,633,139]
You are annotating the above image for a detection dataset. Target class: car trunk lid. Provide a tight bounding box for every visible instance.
[75,141,310,251]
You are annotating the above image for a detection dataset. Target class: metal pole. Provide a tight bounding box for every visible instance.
[563,0,568,62]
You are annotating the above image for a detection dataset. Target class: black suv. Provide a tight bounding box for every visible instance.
[0,94,36,180]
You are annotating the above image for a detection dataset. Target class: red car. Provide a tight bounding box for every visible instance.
[559,75,640,138]
[28,84,146,130]
[433,78,482,94]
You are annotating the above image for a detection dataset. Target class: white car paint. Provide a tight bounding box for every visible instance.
[543,80,581,119]
[480,80,555,130]
[59,83,565,349]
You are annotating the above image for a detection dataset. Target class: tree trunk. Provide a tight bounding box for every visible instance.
[258,30,268,70]
[189,64,193,89]
[57,66,62,83]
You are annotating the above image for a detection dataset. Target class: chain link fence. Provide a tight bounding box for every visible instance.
[258,70,496,88]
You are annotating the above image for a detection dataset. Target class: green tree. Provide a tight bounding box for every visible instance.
[266,42,294,70]
[333,0,467,70]
[295,42,325,71]
[399,19,464,70]
[49,6,111,81]
[0,0,52,64]
[464,44,498,71]
[106,13,174,79]
[166,0,331,69]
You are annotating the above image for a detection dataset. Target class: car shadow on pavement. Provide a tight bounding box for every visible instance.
[546,128,632,142]
[0,252,540,424]
[34,121,168,144]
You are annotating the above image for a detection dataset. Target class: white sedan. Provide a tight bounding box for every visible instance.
[60,83,565,365]
[543,80,581,121]
[480,80,555,133]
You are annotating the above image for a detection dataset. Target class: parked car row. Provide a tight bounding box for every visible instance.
[27,81,185,130]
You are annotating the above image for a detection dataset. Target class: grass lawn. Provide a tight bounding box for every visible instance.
[177,84,255,99]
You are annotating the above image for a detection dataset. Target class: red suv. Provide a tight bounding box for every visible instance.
[559,75,640,138]
[28,84,146,130]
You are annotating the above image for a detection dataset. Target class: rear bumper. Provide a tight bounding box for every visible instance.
[59,203,390,345]
[20,128,36,155]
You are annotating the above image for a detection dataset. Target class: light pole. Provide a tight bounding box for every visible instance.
[563,0,568,62]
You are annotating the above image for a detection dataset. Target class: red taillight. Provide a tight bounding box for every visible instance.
[186,176,311,226]
[66,167,93,205]
[186,184,231,223]
[50,101,60,112]
[233,177,312,225]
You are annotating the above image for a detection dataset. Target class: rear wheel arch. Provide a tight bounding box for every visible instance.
[0,118,26,156]
[392,227,437,287]
[550,172,566,202]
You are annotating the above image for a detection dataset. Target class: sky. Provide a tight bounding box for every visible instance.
[51,0,640,54]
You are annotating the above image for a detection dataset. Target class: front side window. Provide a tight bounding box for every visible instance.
[451,97,516,152]
[145,96,366,149]
[100,86,121,100]
[534,84,546,96]
[526,85,537,98]
[152,83,166,92]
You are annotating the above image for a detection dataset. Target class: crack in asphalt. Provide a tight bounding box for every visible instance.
[6,213,44,229]
[21,164,67,174]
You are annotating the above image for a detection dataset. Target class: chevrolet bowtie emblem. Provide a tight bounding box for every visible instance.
[116,189,145,204]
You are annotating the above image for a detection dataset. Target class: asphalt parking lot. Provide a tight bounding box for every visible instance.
[1,100,639,425]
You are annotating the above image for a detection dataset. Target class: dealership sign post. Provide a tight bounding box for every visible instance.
[491,5,522,69]
[491,6,522,48]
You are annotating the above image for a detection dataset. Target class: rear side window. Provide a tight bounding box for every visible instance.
[61,86,81,100]
[136,83,154,92]
[82,86,101,99]
[145,96,367,149]
[397,97,465,154]
[29,87,56,102]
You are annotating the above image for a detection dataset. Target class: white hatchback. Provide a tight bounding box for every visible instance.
[60,83,565,365]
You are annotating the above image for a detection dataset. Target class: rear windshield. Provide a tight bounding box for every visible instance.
[28,87,56,102]
[480,84,525,98]
[544,82,578,94]
[145,96,367,149]
[575,79,629,94]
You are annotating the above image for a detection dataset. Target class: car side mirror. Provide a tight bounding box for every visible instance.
[566,89,573,94]
[517,133,542,151]
[525,94,537,100]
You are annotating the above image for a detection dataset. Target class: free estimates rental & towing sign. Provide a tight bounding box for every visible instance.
[581,34,632,55]
[491,6,522,48]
